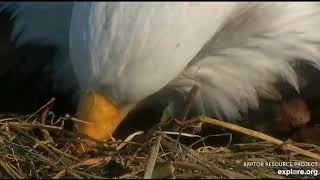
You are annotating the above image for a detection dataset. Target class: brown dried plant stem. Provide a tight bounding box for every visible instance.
[198,116,320,160]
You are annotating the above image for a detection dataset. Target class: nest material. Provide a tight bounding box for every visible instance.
[0,99,319,179]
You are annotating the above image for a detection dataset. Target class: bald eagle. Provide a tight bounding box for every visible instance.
[2,2,320,150]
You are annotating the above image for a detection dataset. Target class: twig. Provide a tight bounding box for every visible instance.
[0,118,21,123]
[198,116,320,160]
[175,85,199,142]
[215,147,275,158]
[190,133,232,148]
[0,160,23,179]
[164,136,232,178]
[174,173,212,179]
[68,170,84,179]
[4,138,55,166]
[174,118,198,126]
[26,97,56,121]
[47,144,80,161]
[69,169,106,179]
[8,122,63,131]
[41,98,56,124]
[172,161,209,171]
[9,126,62,162]
[116,131,144,151]
[178,84,199,122]
[8,122,101,143]
[52,156,111,179]
[143,136,161,179]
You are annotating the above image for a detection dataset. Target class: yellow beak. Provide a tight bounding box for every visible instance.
[74,91,130,151]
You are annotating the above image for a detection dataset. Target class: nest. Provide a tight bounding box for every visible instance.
[0,98,319,179]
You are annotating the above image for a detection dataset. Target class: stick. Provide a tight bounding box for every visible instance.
[178,84,198,122]
[26,97,56,121]
[198,116,320,160]
[143,136,161,179]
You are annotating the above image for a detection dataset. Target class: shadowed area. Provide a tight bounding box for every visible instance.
[0,10,77,117]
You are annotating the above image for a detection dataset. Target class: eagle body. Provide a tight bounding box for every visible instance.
[2,2,320,144]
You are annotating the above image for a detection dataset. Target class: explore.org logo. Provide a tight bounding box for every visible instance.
[243,161,319,177]
[277,169,318,176]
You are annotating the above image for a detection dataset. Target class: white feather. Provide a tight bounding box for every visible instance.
[71,2,320,119]
[174,2,320,119]
[70,2,240,106]
[5,2,320,121]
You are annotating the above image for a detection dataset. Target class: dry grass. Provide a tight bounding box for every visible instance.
[0,99,319,179]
